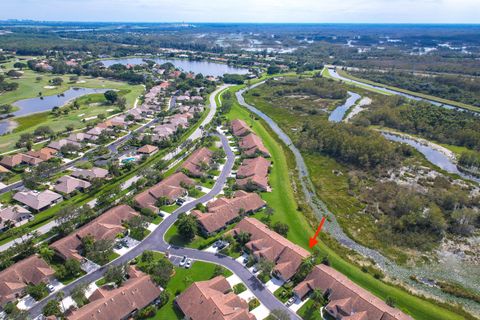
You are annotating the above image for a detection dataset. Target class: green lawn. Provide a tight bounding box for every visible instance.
[144,252,232,320]
[297,300,323,320]
[223,84,475,320]
[160,204,180,213]
[0,79,143,153]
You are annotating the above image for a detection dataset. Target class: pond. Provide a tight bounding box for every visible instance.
[328,91,361,122]
[12,87,110,117]
[382,132,480,183]
[0,87,110,134]
[100,57,249,77]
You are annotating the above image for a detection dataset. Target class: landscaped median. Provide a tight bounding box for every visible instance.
[221,82,475,320]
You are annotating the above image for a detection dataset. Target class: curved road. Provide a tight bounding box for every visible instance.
[29,86,300,320]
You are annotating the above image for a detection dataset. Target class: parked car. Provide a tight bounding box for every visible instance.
[286,297,296,307]
[179,256,187,267]
[252,265,259,273]
[185,258,192,268]
[46,284,55,293]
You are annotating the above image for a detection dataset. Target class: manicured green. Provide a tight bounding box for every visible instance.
[151,252,232,320]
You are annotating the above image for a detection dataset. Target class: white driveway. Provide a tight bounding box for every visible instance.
[265,277,284,293]
[290,297,308,312]
[226,274,242,287]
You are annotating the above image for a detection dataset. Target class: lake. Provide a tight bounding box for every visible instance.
[0,87,110,134]
[100,57,249,77]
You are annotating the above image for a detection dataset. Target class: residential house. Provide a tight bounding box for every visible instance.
[48,139,82,151]
[176,276,255,320]
[71,167,109,181]
[0,153,43,169]
[231,119,251,137]
[13,189,63,212]
[239,133,270,158]
[230,217,310,281]
[236,157,271,192]
[293,264,413,320]
[137,144,158,155]
[134,172,194,211]
[180,147,213,177]
[193,191,265,236]
[86,126,108,136]
[0,205,32,231]
[67,268,161,320]
[50,205,139,261]
[54,175,92,195]
[0,255,55,305]
[25,147,57,162]
[67,132,97,143]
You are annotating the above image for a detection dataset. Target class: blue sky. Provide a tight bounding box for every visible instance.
[1,0,479,23]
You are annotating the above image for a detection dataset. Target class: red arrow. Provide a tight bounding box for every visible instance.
[309,216,326,248]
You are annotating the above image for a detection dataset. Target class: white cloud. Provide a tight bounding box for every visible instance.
[0,0,479,23]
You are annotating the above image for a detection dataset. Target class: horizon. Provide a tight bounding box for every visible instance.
[1,0,479,24]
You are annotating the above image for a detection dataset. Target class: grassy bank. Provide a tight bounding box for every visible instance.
[225,84,474,320]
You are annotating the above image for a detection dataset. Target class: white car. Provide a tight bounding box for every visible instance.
[179,256,187,267]
[46,284,55,293]
[286,297,296,307]
[185,258,193,268]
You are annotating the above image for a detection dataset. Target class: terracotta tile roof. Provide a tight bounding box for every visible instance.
[236,157,270,191]
[26,147,57,161]
[71,167,109,181]
[13,189,63,211]
[67,268,161,320]
[50,205,138,261]
[230,119,251,137]
[134,173,194,210]
[193,191,266,234]
[239,133,270,158]
[180,147,213,177]
[230,218,309,281]
[137,144,158,154]
[293,264,413,320]
[0,153,44,168]
[0,255,55,305]
[176,276,255,320]
[54,175,91,194]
